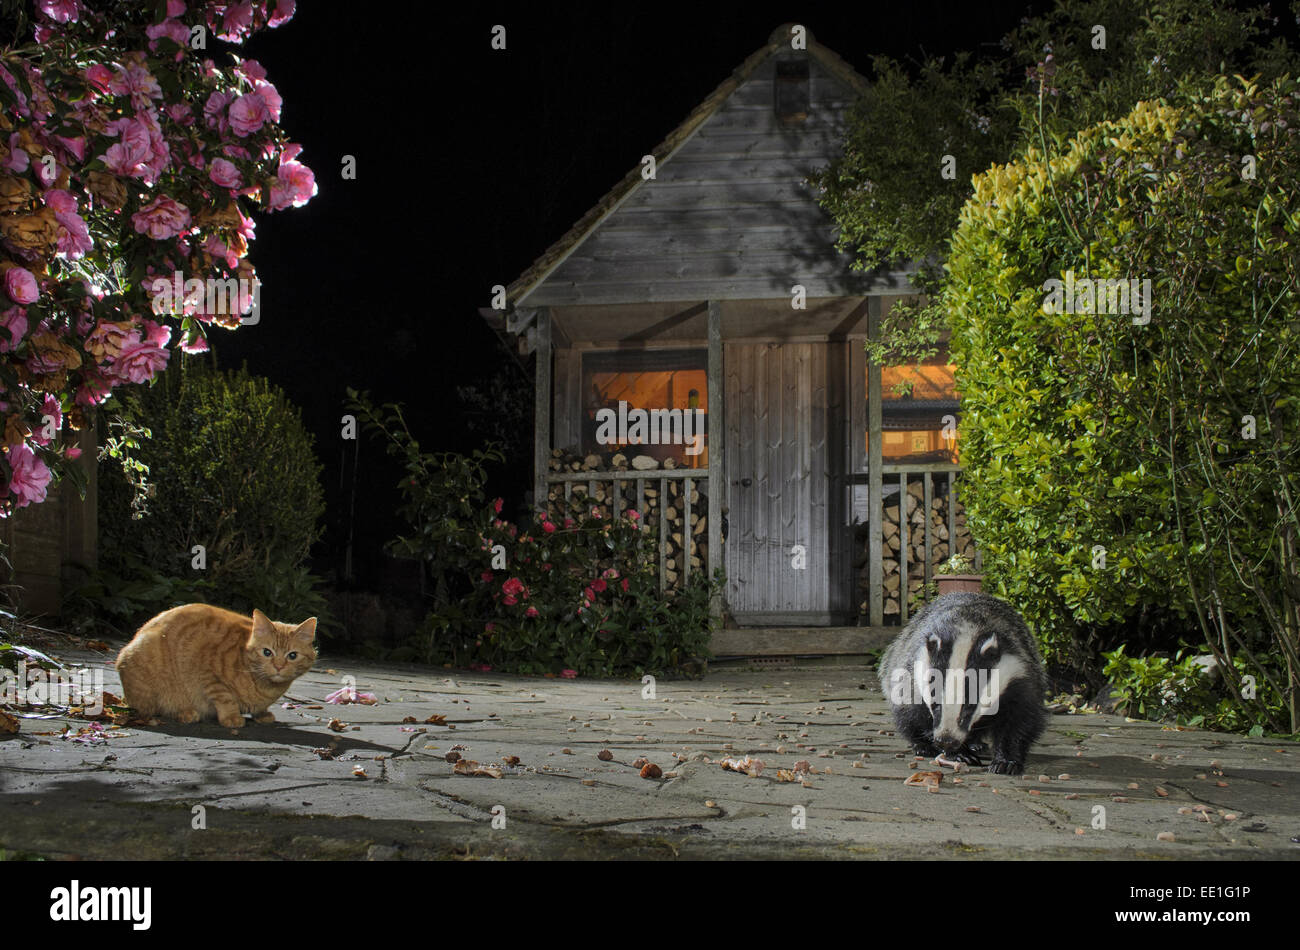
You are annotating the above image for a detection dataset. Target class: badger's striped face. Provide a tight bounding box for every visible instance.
[915,622,1026,751]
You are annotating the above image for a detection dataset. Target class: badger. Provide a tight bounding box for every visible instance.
[878,592,1048,775]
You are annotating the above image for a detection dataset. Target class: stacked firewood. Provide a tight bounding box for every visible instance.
[858,478,976,618]
[544,448,710,590]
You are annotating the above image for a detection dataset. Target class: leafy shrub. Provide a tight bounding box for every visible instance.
[944,76,1300,732]
[1102,645,1284,736]
[80,358,330,634]
[348,390,718,676]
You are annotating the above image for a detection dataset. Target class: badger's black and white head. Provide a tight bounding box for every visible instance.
[912,620,1030,753]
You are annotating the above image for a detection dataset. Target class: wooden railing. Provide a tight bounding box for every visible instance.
[849,462,977,625]
[545,470,709,592]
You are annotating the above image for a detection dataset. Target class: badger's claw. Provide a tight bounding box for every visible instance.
[988,757,1025,775]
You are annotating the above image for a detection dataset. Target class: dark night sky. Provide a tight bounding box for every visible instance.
[194,1,1162,582]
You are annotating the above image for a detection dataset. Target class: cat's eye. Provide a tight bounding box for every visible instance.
[262,648,273,657]
[287,652,298,660]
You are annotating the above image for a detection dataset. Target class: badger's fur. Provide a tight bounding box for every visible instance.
[878,592,1048,775]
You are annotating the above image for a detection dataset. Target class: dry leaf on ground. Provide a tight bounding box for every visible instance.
[453,759,502,779]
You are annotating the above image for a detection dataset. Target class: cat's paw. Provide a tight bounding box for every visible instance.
[176,709,201,724]
[252,710,276,724]
[217,711,245,729]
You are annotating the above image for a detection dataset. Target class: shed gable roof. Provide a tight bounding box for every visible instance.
[507,24,916,311]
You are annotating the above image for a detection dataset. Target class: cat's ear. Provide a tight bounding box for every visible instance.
[293,617,318,641]
[251,609,274,634]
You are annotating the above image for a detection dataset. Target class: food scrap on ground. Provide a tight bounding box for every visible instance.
[904,770,943,788]
[720,756,765,777]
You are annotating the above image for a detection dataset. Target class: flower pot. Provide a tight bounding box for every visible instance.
[937,573,984,595]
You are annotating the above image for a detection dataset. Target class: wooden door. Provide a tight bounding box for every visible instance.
[724,341,850,624]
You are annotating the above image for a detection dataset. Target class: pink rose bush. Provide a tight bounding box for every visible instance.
[466,501,715,677]
[0,2,314,515]
[348,392,717,677]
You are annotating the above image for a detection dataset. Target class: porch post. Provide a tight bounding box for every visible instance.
[533,307,552,515]
[868,296,883,627]
[707,300,724,618]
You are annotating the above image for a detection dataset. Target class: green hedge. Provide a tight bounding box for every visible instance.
[944,77,1299,732]
[80,359,330,632]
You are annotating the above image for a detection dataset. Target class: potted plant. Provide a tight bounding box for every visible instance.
[935,553,983,595]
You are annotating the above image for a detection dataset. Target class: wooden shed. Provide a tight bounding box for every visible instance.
[485,24,977,656]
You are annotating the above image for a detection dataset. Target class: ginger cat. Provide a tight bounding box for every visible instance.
[116,604,317,728]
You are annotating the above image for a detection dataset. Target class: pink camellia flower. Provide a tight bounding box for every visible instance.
[109,60,162,109]
[503,595,517,606]
[146,18,190,50]
[166,101,194,126]
[323,686,377,705]
[65,445,82,460]
[100,115,154,178]
[268,0,295,28]
[493,497,504,514]
[110,320,170,384]
[627,509,640,522]
[37,0,78,23]
[255,81,282,122]
[218,1,254,41]
[55,135,85,162]
[525,606,539,618]
[208,157,242,189]
[2,132,29,173]
[84,63,113,94]
[203,90,232,132]
[3,267,39,305]
[131,196,191,240]
[4,443,53,509]
[0,306,28,353]
[32,394,61,446]
[269,159,316,210]
[46,190,92,260]
[620,578,630,593]
[179,329,209,354]
[75,373,114,407]
[480,570,493,583]
[591,578,608,593]
[228,90,271,136]
[560,669,577,679]
[542,520,556,534]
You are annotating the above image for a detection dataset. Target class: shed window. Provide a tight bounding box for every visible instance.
[869,342,961,464]
[582,349,709,467]
[775,60,810,124]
